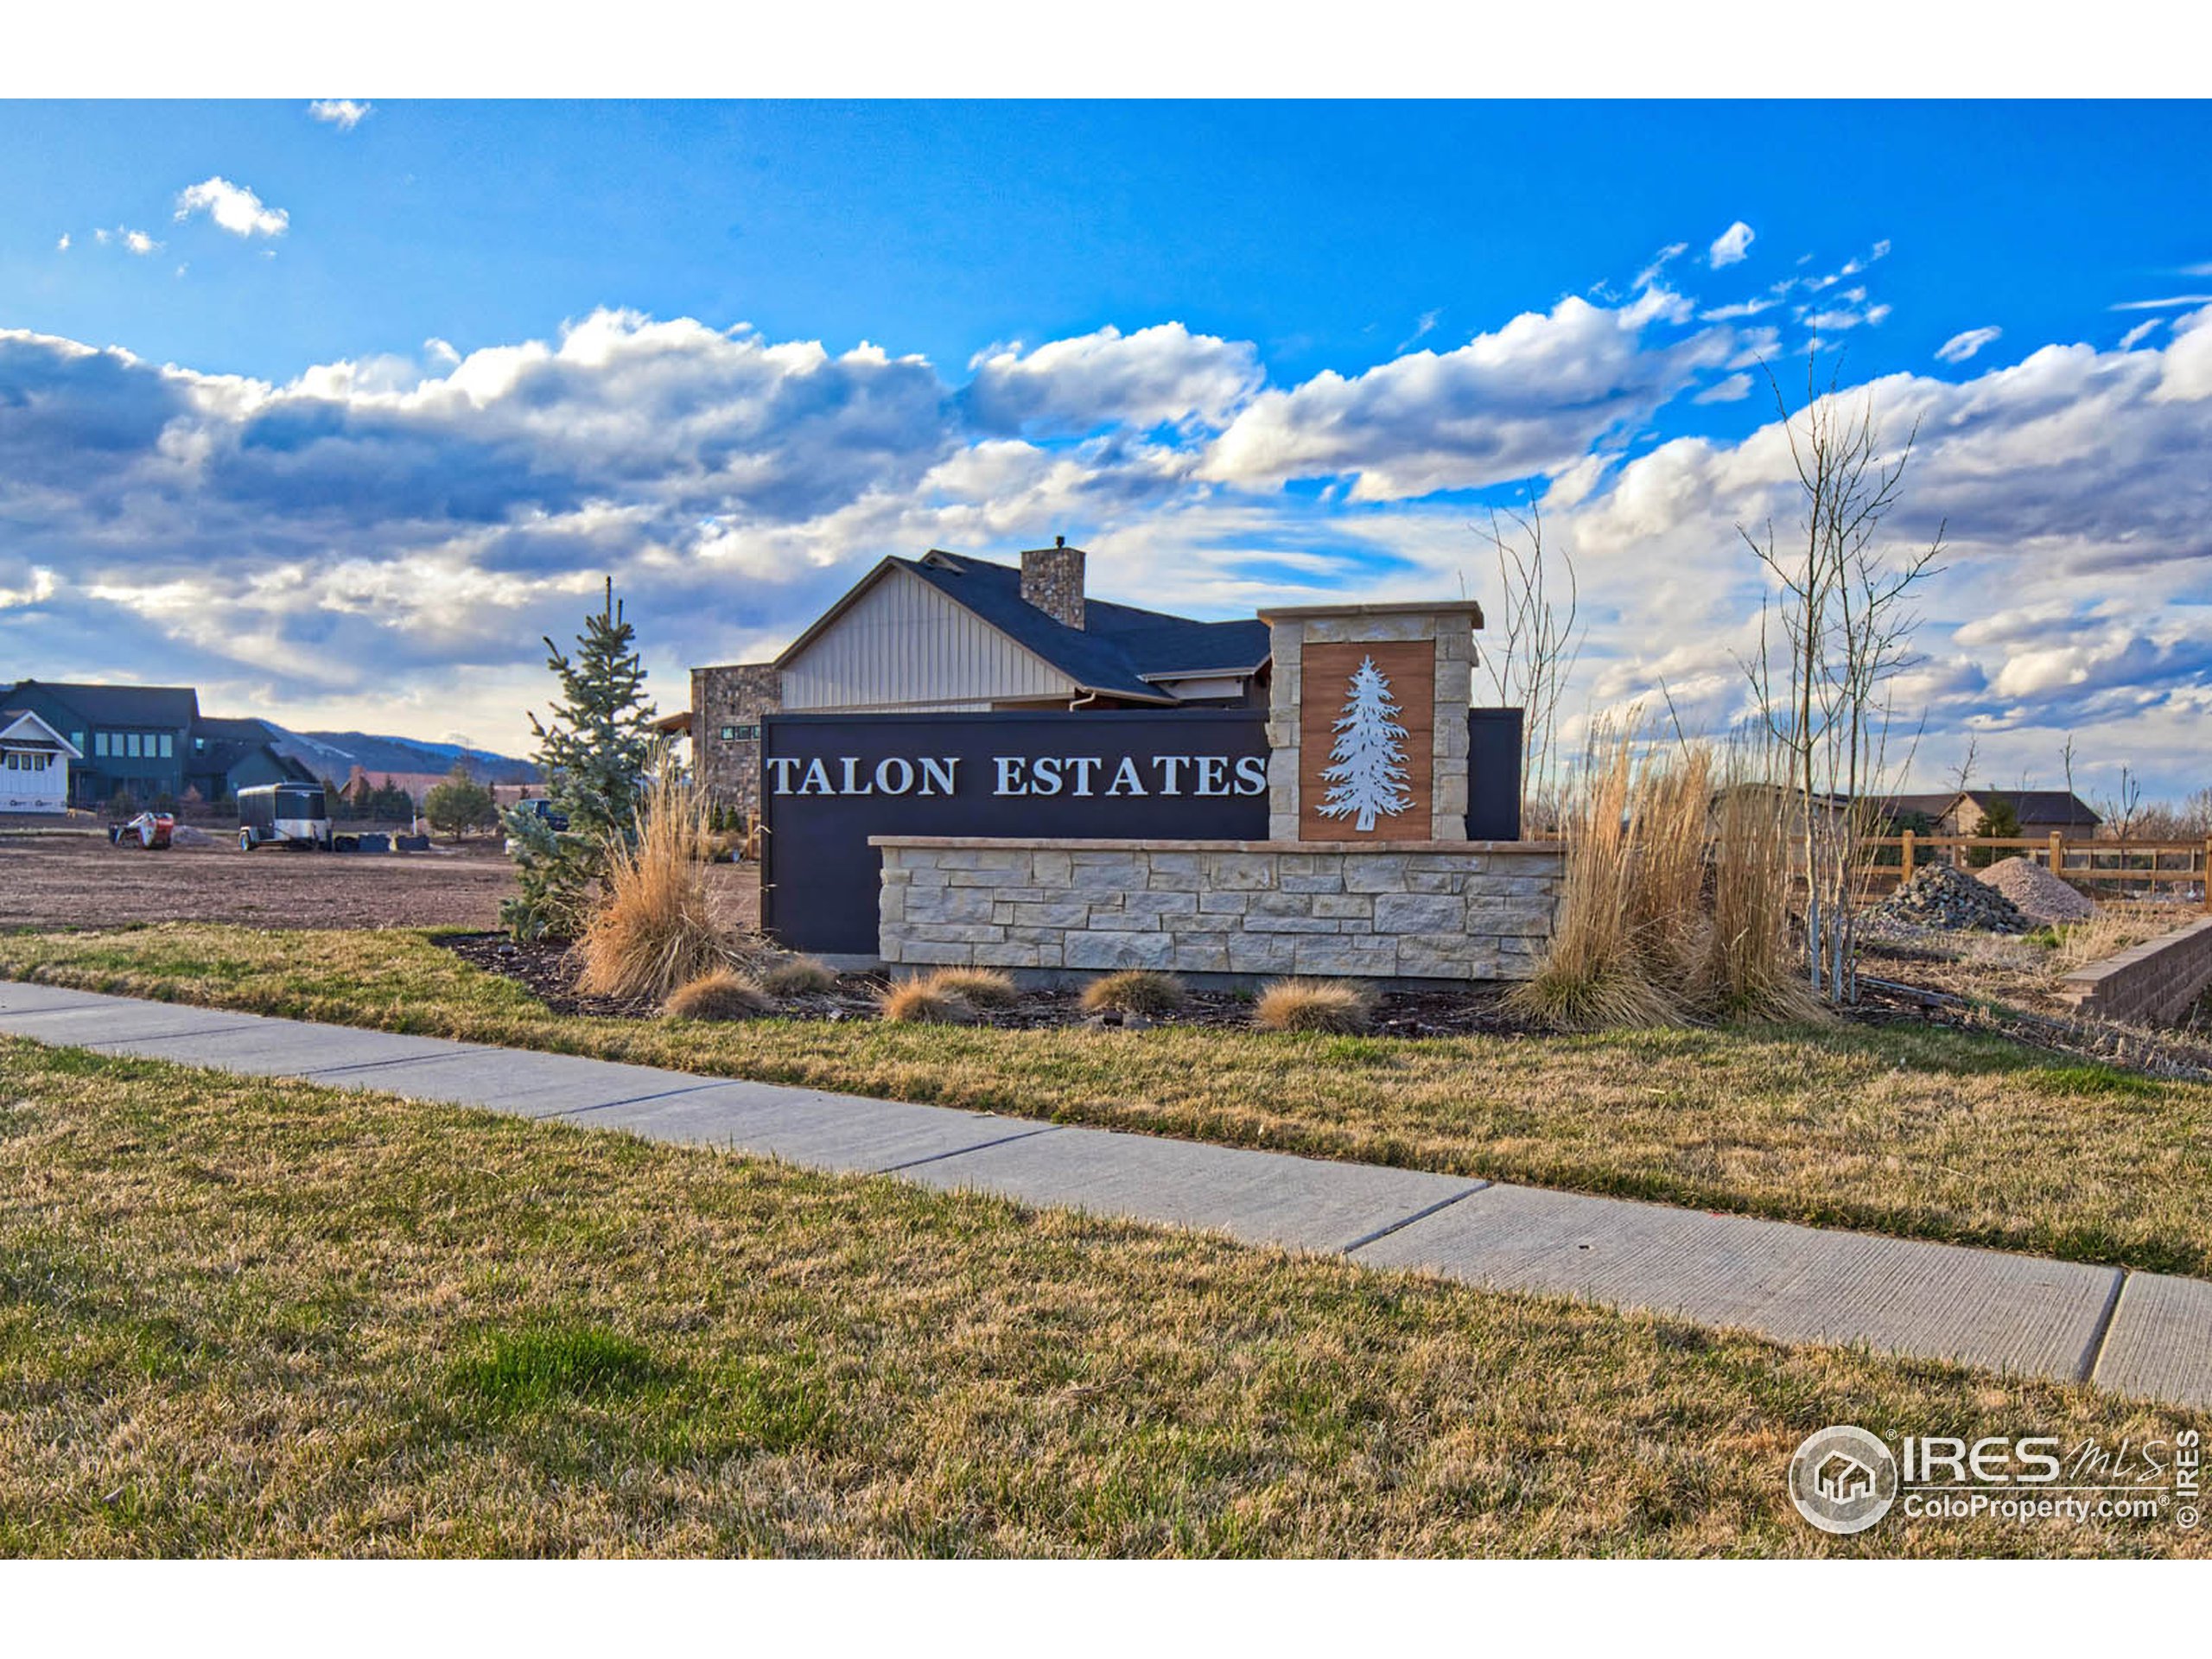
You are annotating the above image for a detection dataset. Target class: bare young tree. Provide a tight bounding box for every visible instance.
[1742,355,1947,1005]
[1948,734,1980,798]
[2100,764,2145,840]
[1476,497,1582,834]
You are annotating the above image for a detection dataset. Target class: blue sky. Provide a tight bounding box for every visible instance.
[3,99,2209,795]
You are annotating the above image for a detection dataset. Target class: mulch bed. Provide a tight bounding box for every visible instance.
[433,931,1527,1038]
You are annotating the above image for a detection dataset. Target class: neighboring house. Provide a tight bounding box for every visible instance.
[0,709,81,813]
[1873,788,2102,840]
[1951,789,2102,841]
[691,540,1273,816]
[0,680,200,807]
[185,715,319,801]
[0,682,322,809]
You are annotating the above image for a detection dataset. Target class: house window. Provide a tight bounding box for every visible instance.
[126,733,143,758]
[94,732,110,757]
[159,734,174,759]
[720,724,760,741]
[71,732,84,756]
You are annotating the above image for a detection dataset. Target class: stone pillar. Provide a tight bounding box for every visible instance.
[690,662,783,823]
[1255,601,1483,842]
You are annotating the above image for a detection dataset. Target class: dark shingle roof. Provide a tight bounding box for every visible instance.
[887,553,1268,703]
[2,679,200,729]
[1961,788,2102,826]
[192,715,278,744]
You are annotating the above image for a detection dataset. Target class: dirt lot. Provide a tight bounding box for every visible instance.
[0,830,767,932]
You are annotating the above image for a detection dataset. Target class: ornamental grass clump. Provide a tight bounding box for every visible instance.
[1509,728,1682,1032]
[923,967,1020,1009]
[879,979,978,1025]
[1252,978,1374,1034]
[759,956,838,996]
[575,765,768,1003]
[1079,969,1189,1019]
[1700,755,1821,1024]
[663,969,773,1022]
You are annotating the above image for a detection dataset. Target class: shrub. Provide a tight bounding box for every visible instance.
[575,766,766,1002]
[1252,978,1374,1033]
[1079,969,1188,1018]
[423,764,497,842]
[760,956,838,996]
[879,980,977,1025]
[924,967,1019,1009]
[663,969,772,1021]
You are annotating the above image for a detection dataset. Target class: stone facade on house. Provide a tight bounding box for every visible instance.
[872,836,1562,983]
[691,662,782,822]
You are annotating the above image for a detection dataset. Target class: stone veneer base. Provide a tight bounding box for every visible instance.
[870,836,1564,983]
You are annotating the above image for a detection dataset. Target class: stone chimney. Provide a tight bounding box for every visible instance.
[1020,536,1085,630]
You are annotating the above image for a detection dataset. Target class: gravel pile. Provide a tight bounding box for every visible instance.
[1869,861,2031,933]
[1974,855,2098,924]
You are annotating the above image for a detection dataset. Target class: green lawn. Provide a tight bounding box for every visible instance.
[5,925,2212,1277]
[1,1036,2202,1557]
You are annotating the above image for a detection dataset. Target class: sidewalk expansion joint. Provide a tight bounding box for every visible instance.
[302,1046,504,1077]
[2079,1268,2132,1383]
[83,1021,278,1048]
[543,1078,764,1120]
[1338,1181,1492,1255]
[879,1126,1065,1174]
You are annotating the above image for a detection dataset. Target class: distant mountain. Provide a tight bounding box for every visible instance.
[270,727,541,785]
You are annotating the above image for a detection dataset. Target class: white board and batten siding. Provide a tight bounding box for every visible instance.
[779,564,1074,712]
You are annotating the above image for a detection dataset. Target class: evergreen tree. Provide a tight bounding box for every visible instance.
[501,579,657,938]
[423,763,497,841]
[1318,655,1412,833]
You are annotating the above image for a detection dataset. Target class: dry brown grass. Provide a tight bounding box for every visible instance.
[575,769,766,1003]
[879,979,977,1025]
[2,1038,2203,1557]
[14,925,2212,1275]
[1704,758,1823,1024]
[1510,728,1682,1031]
[924,967,1019,1009]
[1253,978,1374,1033]
[663,969,772,1021]
[759,956,838,996]
[1080,969,1189,1018]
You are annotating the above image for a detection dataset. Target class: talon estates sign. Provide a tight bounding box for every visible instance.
[759,711,1270,954]
[758,707,1522,957]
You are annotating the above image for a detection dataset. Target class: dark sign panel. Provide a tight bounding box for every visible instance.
[758,708,1524,957]
[760,711,1270,956]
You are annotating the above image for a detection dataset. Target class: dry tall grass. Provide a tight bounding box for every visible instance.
[664,969,772,1021]
[1080,969,1189,1018]
[1509,728,1681,1030]
[1703,758,1821,1023]
[880,979,977,1025]
[1513,732,1811,1031]
[925,967,1020,1009]
[576,766,767,1002]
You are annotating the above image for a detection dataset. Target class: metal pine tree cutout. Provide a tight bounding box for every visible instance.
[1318,654,1413,832]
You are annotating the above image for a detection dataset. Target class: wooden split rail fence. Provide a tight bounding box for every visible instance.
[1859,834,2212,912]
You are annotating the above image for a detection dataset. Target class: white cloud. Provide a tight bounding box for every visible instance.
[308,99,372,130]
[2109,295,2212,311]
[1708,220,1756,268]
[1202,292,1732,500]
[55,233,69,252]
[1936,326,2002,364]
[1633,242,1688,290]
[2119,318,2165,350]
[4,290,2212,794]
[963,322,1262,435]
[92,226,161,256]
[174,177,289,239]
[1693,372,1753,404]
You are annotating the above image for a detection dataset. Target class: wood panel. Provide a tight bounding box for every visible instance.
[1299,639,1434,842]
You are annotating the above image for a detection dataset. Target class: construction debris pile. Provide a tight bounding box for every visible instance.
[1974,855,2100,924]
[1868,861,2031,933]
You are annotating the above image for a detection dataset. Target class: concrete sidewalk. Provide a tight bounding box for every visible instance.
[4,977,2206,1409]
